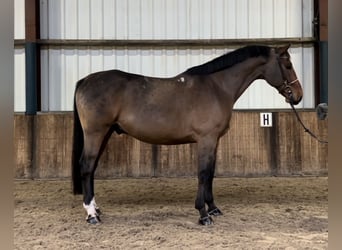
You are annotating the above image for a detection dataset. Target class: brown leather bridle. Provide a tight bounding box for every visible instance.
[276,56,299,102]
[277,56,328,144]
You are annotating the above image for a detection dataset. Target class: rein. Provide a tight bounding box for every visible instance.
[289,102,328,144]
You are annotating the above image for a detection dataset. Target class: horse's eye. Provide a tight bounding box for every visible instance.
[281,58,292,69]
[279,56,292,69]
[285,63,292,69]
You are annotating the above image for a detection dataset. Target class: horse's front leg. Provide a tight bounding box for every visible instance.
[195,137,222,225]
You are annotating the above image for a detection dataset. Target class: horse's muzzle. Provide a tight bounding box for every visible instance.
[286,94,302,105]
[282,86,302,105]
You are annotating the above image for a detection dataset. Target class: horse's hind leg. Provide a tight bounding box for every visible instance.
[80,127,112,224]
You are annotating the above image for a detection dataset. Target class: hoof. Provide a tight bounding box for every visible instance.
[199,216,213,226]
[86,215,101,224]
[208,208,223,216]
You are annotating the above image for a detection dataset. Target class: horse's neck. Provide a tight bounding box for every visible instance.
[216,58,265,103]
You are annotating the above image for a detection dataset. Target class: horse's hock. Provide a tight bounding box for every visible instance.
[14,111,327,179]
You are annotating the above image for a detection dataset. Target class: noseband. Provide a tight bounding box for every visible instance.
[277,78,299,96]
[276,56,299,98]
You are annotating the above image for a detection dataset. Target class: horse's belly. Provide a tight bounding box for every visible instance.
[117,119,195,145]
[134,134,195,145]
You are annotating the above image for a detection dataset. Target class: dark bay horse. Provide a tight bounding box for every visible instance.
[72,45,303,225]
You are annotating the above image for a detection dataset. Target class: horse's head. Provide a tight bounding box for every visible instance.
[262,44,303,105]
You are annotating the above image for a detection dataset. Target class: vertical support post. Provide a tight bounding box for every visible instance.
[25,0,40,178]
[319,0,328,104]
[314,0,328,105]
[319,42,328,104]
[25,42,38,114]
[25,0,40,114]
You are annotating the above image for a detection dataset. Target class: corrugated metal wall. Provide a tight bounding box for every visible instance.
[40,46,315,111]
[14,0,26,112]
[40,0,313,39]
[15,0,315,111]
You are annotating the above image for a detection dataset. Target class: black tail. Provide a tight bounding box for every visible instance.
[72,79,84,195]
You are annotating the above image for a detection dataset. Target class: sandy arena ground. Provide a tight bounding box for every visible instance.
[14,177,327,249]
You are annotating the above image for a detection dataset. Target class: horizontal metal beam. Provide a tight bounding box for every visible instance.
[14,37,316,48]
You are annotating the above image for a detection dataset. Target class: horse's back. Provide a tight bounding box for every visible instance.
[79,69,143,89]
[75,70,142,105]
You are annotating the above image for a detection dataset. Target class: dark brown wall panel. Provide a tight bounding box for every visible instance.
[14,111,328,179]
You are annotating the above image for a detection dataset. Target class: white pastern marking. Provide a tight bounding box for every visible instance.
[83,197,99,218]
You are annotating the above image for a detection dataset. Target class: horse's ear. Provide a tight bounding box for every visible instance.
[275,44,291,55]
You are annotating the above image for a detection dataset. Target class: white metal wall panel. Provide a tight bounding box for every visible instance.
[38,0,315,111]
[41,46,313,111]
[15,0,25,39]
[14,49,26,112]
[14,0,26,112]
[40,0,313,39]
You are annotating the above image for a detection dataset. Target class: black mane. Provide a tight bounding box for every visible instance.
[184,45,271,75]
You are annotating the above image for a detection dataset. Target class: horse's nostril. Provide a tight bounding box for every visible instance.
[291,95,302,105]
[297,96,302,103]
